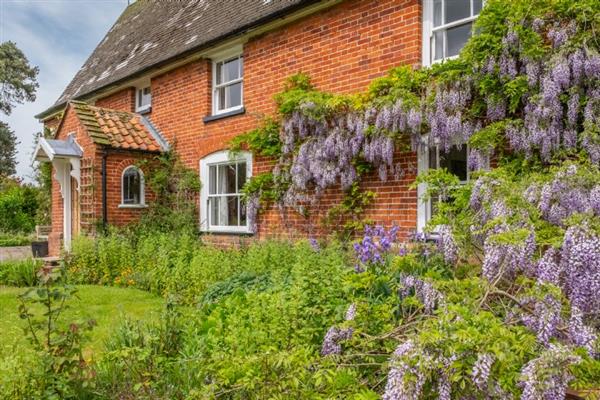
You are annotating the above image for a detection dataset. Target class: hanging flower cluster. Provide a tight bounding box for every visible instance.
[519,344,581,400]
[437,225,459,264]
[321,303,357,356]
[520,294,563,347]
[478,20,600,164]
[320,326,353,356]
[353,225,399,272]
[382,340,429,400]
[525,164,600,226]
[427,81,476,152]
[471,353,495,391]
[399,274,444,314]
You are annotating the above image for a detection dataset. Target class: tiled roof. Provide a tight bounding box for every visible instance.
[37,0,317,118]
[71,101,165,152]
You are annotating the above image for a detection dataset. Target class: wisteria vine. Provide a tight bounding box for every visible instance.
[231,0,600,397]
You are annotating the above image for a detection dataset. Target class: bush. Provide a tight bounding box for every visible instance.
[0,232,33,247]
[0,258,41,286]
[0,180,39,234]
[90,240,354,399]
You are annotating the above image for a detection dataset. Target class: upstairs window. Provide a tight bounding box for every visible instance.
[121,166,145,207]
[423,0,482,65]
[212,54,243,115]
[200,151,252,233]
[136,86,151,112]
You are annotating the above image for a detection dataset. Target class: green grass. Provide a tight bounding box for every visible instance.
[0,285,164,358]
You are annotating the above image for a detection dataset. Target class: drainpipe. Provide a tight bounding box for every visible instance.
[101,149,108,231]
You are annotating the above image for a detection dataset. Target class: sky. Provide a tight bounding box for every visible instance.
[0,0,128,182]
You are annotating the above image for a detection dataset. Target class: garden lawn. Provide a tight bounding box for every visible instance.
[0,285,164,358]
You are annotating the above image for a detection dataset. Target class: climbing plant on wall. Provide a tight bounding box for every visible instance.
[231,0,600,397]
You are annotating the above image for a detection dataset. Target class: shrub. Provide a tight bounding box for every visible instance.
[0,232,33,247]
[90,240,355,399]
[0,180,39,234]
[0,258,41,286]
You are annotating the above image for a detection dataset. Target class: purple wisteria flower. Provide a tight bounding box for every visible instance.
[482,229,536,281]
[560,224,600,315]
[353,225,400,272]
[399,274,444,313]
[519,344,581,400]
[321,326,353,356]
[471,353,494,391]
[245,194,260,234]
[568,306,597,356]
[382,340,427,400]
[345,303,356,321]
[536,247,561,285]
[437,225,458,264]
[520,294,562,346]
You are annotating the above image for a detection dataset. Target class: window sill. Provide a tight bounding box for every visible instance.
[200,229,254,236]
[203,107,245,123]
[118,204,148,209]
[136,106,152,114]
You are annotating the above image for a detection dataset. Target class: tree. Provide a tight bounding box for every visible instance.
[0,41,38,115]
[32,129,52,224]
[0,121,18,177]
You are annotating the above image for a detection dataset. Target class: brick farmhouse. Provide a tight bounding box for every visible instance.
[34,0,481,255]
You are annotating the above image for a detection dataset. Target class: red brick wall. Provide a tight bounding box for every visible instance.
[45,0,422,248]
[95,87,136,112]
[150,60,210,168]
[149,0,421,243]
[104,153,156,226]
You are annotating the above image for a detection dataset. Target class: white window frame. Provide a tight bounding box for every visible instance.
[422,0,482,66]
[199,150,252,233]
[135,85,151,113]
[212,52,244,116]
[119,166,146,208]
[417,143,471,232]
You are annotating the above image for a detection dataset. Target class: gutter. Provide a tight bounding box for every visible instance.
[35,0,327,120]
[101,149,108,230]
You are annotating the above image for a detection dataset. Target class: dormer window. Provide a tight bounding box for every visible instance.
[212,54,243,115]
[136,85,151,113]
[423,0,482,66]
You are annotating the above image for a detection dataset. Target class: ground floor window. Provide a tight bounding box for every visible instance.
[121,166,145,206]
[200,151,252,233]
[417,144,469,231]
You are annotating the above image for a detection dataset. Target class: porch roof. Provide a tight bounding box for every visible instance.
[70,101,168,152]
[33,135,83,162]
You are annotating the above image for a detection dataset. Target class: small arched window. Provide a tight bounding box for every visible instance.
[121,166,145,207]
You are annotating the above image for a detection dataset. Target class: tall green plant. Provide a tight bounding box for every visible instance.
[18,265,96,398]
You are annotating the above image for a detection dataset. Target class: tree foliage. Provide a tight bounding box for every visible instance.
[0,121,18,177]
[0,41,38,116]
